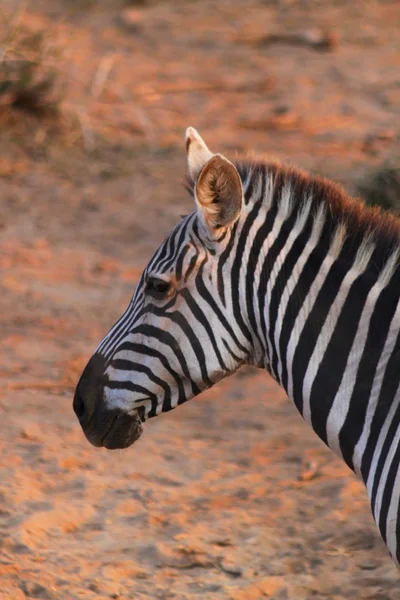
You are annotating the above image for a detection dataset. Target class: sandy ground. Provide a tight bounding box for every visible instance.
[0,0,400,598]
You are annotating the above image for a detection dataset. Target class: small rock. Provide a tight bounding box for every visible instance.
[298,460,319,482]
[212,538,233,548]
[302,28,339,51]
[20,582,52,599]
[273,104,290,116]
[118,9,144,33]
[358,561,379,570]
[19,424,42,441]
[219,557,243,578]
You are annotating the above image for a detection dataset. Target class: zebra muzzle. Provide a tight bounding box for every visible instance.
[84,406,144,450]
[73,352,144,449]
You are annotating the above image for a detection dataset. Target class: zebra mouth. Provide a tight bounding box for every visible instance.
[85,407,144,450]
[101,411,144,450]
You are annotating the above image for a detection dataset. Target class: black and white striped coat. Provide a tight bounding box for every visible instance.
[74,128,400,569]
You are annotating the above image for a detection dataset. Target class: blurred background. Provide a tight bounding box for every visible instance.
[0,1,399,598]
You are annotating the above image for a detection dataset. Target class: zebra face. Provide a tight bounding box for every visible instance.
[74,128,251,449]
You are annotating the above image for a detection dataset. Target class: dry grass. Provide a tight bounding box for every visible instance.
[62,0,150,9]
[0,11,66,116]
[0,8,101,157]
[357,166,400,215]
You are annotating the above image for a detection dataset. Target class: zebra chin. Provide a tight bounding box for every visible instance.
[84,406,144,450]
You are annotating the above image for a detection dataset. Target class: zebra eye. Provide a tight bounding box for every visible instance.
[145,277,172,299]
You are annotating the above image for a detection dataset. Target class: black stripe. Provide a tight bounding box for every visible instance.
[378,437,400,544]
[396,492,400,564]
[291,243,350,414]
[105,380,158,415]
[308,274,374,448]
[184,238,200,283]
[180,288,229,372]
[125,325,201,396]
[98,301,133,356]
[158,222,179,269]
[151,236,171,268]
[195,258,248,356]
[258,210,299,379]
[103,303,147,363]
[115,341,186,407]
[192,219,208,251]
[339,284,397,469]
[268,215,313,377]
[110,359,172,414]
[361,332,400,484]
[243,169,255,205]
[176,244,190,281]
[99,273,147,357]
[216,229,228,244]
[370,401,400,518]
[231,198,264,344]
[217,222,238,306]
[160,217,192,273]
[241,172,269,353]
[241,163,267,206]
[279,243,326,392]
[222,337,243,363]
[378,436,400,542]
[147,307,212,387]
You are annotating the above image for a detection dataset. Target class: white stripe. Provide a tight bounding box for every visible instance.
[385,460,400,565]
[372,413,400,529]
[353,301,400,476]
[285,212,335,401]
[264,195,312,376]
[366,383,400,508]
[274,197,316,381]
[325,285,381,456]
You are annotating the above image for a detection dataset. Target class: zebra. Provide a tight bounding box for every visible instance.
[74,127,400,569]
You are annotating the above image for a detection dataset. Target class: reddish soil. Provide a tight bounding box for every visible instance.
[0,1,399,598]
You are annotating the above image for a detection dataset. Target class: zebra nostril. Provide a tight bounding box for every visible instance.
[73,387,85,421]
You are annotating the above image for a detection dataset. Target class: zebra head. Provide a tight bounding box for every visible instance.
[74,128,258,449]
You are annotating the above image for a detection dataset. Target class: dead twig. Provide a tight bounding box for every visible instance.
[4,382,74,391]
[90,53,116,100]
[133,78,274,97]
[237,29,339,52]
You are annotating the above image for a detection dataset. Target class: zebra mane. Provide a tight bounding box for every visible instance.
[235,158,400,287]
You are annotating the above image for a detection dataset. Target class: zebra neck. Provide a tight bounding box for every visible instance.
[256,205,400,480]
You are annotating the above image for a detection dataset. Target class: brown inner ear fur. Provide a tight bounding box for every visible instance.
[195,155,243,230]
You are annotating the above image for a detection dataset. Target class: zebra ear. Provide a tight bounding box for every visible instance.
[195,154,243,231]
[186,127,214,181]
